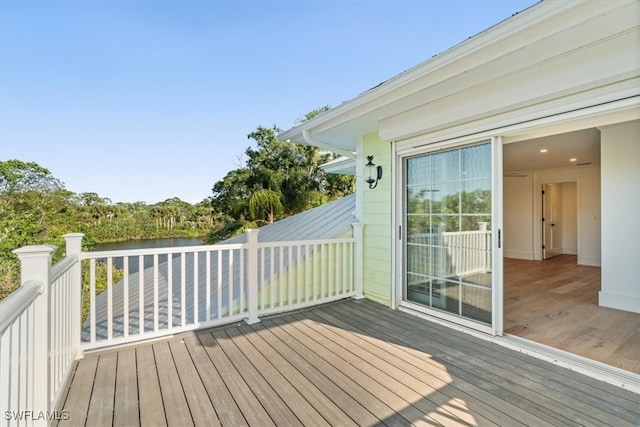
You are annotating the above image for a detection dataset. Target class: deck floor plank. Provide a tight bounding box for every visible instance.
[113,348,139,427]
[182,334,249,427]
[85,352,117,426]
[286,314,471,427]
[153,341,194,426]
[56,355,98,427]
[56,299,640,427]
[267,317,430,426]
[210,328,304,427]
[224,326,331,427]
[247,321,380,426]
[168,339,221,427]
[197,331,276,427]
[136,344,168,426]
[235,323,358,427]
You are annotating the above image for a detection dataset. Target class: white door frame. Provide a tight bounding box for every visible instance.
[393,135,504,336]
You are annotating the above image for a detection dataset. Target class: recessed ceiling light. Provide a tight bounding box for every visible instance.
[540,148,548,153]
[569,158,577,162]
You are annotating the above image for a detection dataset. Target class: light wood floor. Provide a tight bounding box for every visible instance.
[504,255,640,373]
[55,299,639,426]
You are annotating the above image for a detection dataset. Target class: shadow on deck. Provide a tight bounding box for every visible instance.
[56,299,640,426]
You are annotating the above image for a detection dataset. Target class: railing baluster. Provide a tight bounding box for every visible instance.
[138,255,144,335]
[168,254,173,328]
[194,251,199,323]
[107,257,113,340]
[305,244,311,302]
[206,250,211,322]
[288,245,293,305]
[239,246,245,315]
[228,250,234,316]
[296,245,302,304]
[260,247,266,310]
[269,246,276,308]
[181,253,186,327]
[90,259,96,343]
[153,254,159,332]
[279,246,284,307]
[217,250,222,319]
[123,257,129,338]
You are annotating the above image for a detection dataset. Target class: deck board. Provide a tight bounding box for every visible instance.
[136,344,167,426]
[113,348,139,427]
[85,352,116,426]
[56,299,640,426]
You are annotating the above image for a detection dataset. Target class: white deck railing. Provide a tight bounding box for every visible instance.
[0,234,83,426]
[407,229,492,279]
[79,228,360,350]
[0,226,362,425]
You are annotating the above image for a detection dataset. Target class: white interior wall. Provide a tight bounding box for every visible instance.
[599,121,640,314]
[503,165,600,264]
[503,175,534,259]
[533,166,601,266]
[562,182,578,255]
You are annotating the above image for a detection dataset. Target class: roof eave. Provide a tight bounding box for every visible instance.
[278,1,598,148]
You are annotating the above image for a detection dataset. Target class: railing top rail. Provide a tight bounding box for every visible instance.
[80,243,245,259]
[409,230,492,237]
[80,237,356,260]
[51,255,79,283]
[0,279,44,334]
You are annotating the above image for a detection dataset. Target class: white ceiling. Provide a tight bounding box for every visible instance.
[503,128,601,174]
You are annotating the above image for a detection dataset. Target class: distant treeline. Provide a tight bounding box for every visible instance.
[0,107,355,300]
[0,159,218,298]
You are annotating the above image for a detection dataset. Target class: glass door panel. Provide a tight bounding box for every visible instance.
[404,141,493,326]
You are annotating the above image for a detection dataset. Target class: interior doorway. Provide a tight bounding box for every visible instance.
[542,182,577,260]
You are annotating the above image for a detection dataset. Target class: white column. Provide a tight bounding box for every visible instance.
[63,233,84,359]
[245,229,260,324]
[352,223,365,299]
[13,245,56,417]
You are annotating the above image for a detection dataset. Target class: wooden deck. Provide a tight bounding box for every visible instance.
[55,299,640,427]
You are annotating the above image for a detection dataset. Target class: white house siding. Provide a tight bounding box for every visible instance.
[600,121,640,314]
[359,132,392,305]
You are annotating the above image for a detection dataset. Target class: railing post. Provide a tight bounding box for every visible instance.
[352,223,365,299]
[12,245,56,417]
[245,229,260,324]
[63,233,84,359]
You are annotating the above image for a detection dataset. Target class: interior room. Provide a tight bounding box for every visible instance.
[502,127,640,373]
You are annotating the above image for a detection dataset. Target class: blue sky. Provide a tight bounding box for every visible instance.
[1,0,537,204]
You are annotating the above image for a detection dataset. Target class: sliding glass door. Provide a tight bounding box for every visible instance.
[402,140,500,332]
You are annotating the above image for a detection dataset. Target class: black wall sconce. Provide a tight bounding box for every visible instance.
[365,155,383,189]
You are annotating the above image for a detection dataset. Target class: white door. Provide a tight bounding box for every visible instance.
[542,184,561,259]
[399,138,503,335]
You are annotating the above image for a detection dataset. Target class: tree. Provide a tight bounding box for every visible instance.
[207,107,355,242]
[248,189,284,224]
